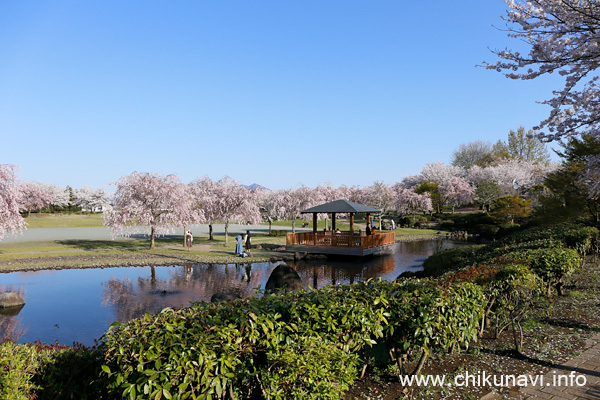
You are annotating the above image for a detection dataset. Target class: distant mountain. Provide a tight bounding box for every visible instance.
[244,183,270,191]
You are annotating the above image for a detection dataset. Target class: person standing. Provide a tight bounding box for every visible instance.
[244,230,252,256]
[185,230,193,252]
[235,235,244,256]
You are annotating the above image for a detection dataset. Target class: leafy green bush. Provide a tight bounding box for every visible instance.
[421,245,486,276]
[0,341,40,400]
[382,279,484,375]
[523,247,580,295]
[473,224,500,239]
[439,220,454,229]
[260,336,359,400]
[32,344,107,400]
[500,224,599,255]
[0,341,106,400]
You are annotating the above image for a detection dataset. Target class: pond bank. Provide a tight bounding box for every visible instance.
[0,234,446,273]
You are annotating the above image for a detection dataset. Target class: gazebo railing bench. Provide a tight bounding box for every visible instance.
[286,231,395,250]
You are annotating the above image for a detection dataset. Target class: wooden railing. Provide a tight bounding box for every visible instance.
[286,231,395,249]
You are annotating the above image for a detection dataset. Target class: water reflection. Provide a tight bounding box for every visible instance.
[0,239,463,346]
[290,239,461,288]
[0,286,26,342]
[101,264,266,322]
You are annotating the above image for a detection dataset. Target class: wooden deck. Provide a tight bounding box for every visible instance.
[286,231,396,256]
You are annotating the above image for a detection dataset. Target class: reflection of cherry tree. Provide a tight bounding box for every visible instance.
[0,310,25,342]
[0,286,26,342]
[101,264,266,323]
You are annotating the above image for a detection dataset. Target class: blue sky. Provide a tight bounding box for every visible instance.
[0,1,562,191]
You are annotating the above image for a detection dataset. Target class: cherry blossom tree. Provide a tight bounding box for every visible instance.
[207,177,261,245]
[1,165,26,240]
[486,1,600,198]
[393,185,433,223]
[438,177,475,213]
[314,183,343,229]
[365,181,394,230]
[75,186,111,213]
[18,181,54,216]
[400,174,422,189]
[269,187,317,233]
[419,161,463,184]
[486,0,600,140]
[49,184,70,209]
[467,159,557,194]
[104,172,204,249]
[188,177,220,240]
[339,185,368,204]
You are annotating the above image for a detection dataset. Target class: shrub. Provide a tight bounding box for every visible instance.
[439,220,454,230]
[500,224,599,255]
[0,341,40,400]
[259,336,359,400]
[473,224,500,239]
[523,247,580,295]
[421,245,486,277]
[382,279,484,375]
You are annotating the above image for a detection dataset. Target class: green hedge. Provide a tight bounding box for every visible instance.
[423,224,593,278]
[98,279,484,399]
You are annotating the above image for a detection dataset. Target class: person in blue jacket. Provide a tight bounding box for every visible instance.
[235,235,244,256]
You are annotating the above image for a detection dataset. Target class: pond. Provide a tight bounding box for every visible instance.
[0,239,463,347]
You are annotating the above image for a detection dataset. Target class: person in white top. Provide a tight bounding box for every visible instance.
[185,230,193,251]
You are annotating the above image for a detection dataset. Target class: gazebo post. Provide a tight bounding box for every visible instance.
[366,213,371,229]
[350,213,355,233]
[313,212,317,245]
[332,212,336,231]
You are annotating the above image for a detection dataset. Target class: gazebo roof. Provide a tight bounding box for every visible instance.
[301,199,380,214]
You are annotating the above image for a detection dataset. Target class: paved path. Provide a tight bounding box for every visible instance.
[482,333,600,399]
[518,332,600,399]
[0,224,309,244]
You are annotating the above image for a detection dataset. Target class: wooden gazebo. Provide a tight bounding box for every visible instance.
[285,199,395,256]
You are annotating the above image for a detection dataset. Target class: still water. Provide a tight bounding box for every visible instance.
[0,240,461,346]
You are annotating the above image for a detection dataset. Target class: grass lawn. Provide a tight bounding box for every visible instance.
[23,213,105,228]
[1,213,440,271]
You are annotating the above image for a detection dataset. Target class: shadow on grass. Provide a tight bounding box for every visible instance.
[137,251,204,265]
[56,240,143,251]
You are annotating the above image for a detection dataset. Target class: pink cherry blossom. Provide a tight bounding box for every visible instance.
[0,164,26,240]
[104,171,204,249]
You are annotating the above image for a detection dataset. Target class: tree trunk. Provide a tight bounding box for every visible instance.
[150,226,156,249]
[224,222,229,246]
[183,226,187,247]
[209,224,214,241]
[412,349,429,376]
[511,316,522,354]
[292,219,296,233]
